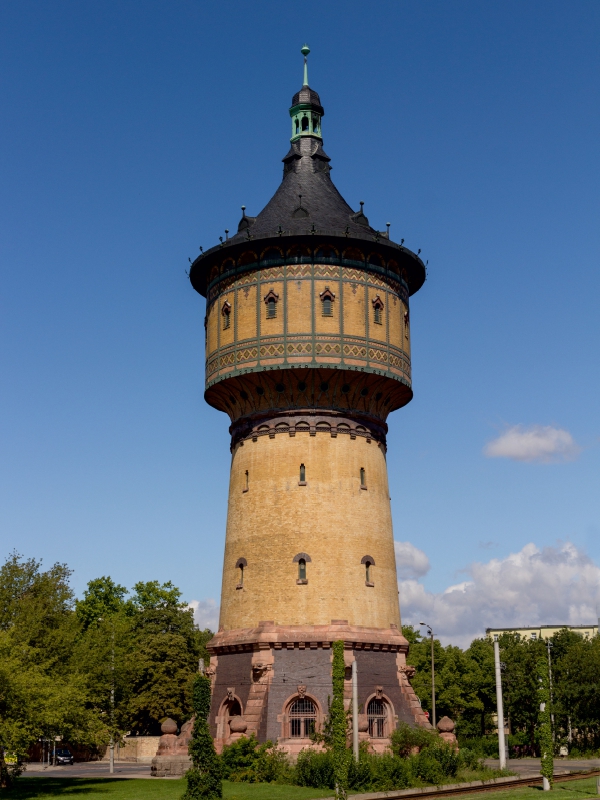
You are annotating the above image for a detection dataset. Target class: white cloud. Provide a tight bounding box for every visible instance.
[395,541,431,580]
[189,598,220,632]
[398,541,600,648]
[484,425,580,463]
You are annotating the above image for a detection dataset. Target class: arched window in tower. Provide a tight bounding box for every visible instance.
[235,558,247,589]
[320,287,335,317]
[243,470,249,493]
[361,555,375,586]
[293,552,311,584]
[372,295,384,325]
[299,463,306,485]
[367,698,387,738]
[312,115,320,133]
[295,118,300,134]
[222,301,232,330]
[289,697,317,738]
[301,115,309,132]
[263,289,279,319]
[360,467,366,488]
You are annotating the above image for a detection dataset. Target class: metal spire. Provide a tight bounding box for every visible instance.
[301,44,310,86]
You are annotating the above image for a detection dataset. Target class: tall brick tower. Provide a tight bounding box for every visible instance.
[188,46,429,753]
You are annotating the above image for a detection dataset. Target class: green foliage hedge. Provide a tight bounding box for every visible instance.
[220,725,485,793]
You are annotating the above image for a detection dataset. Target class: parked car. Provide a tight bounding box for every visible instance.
[54,748,74,765]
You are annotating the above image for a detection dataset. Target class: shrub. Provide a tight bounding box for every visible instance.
[220,735,292,784]
[350,751,413,792]
[295,748,335,789]
[457,747,482,771]
[429,742,460,777]
[411,752,445,785]
[390,721,438,757]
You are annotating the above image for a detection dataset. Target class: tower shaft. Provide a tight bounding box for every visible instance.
[189,49,429,753]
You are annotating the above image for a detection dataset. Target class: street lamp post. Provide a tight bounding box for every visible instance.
[419,622,436,729]
[493,635,507,770]
[546,640,554,740]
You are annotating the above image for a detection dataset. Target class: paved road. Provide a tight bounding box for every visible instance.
[25,757,600,781]
[24,761,154,779]
[484,757,600,776]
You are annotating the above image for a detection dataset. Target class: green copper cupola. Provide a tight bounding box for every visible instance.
[289,44,324,142]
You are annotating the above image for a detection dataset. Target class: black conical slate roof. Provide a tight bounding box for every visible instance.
[229,135,374,244]
[189,82,427,297]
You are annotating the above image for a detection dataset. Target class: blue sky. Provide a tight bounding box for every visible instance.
[1,1,599,642]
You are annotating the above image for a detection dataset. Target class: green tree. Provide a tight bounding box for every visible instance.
[126,580,211,733]
[183,673,222,799]
[0,553,105,786]
[75,576,128,630]
[331,640,349,800]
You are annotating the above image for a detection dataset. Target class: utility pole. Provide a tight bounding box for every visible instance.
[493,635,507,770]
[110,620,115,774]
[546,639,554,740]
[419,622,436,728]
[352,659,359,762]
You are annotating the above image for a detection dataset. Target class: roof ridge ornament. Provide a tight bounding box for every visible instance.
[301,44,310,87]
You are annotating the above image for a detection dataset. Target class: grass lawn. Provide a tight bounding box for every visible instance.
[6,775,599,800]
[6,778,334,800]
[458,775,600,800]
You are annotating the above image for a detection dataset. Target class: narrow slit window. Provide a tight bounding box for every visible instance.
[222,301,232,330]
[239,564,244,586]
[372,296,384,325]
[299,463,306,483]
[322,297,332,316]
[360,467,366,487]
[243,470,249,492]
[365,561,371,583]
[264,289,279,319]
[298,559,307,581]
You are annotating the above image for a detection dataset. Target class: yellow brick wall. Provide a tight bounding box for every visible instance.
[205,266,411,380]
[219,431,402,632]
[236,284,257,341]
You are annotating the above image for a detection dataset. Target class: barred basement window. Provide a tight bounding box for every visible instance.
[289,697,316,738]
[367,698,387,738]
